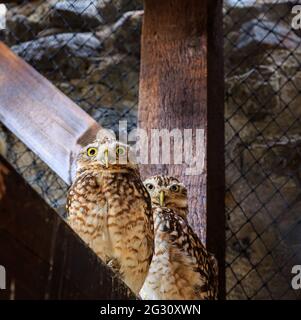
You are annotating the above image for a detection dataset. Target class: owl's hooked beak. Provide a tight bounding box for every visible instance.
[104,149,109,168]
[159,190,165,207]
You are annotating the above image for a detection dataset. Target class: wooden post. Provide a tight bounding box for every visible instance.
[138,0,225,298]
[0,156,134,300]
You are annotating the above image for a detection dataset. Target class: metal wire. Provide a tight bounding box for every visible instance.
[0,0,142,214]
[225,0,301,299]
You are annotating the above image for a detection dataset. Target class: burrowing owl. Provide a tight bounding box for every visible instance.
[140,175,218,300]
[66,136,154,294]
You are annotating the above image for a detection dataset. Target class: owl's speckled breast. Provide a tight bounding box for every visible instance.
[67,166,154,295]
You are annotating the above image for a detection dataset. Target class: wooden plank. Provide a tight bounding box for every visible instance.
[0,42,100,184]
[0,156,134,300]
[138,0,225,298]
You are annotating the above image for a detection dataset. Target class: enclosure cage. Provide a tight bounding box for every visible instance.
[0,0,300,300]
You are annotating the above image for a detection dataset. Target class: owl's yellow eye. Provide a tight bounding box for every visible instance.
[116,146,126,156]
[87,147,98,157]
[170,184,180,192]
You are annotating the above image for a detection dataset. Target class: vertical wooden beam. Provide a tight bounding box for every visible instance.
[138,0,225,298]
[207,0,225,299]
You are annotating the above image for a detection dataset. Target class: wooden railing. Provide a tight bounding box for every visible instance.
[0,42,100,185]
[0,156,134,299]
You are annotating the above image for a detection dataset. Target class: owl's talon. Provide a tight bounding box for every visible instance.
[107,259,121,275]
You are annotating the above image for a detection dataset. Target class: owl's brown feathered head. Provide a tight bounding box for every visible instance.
[76,136,138,173]
[144,175,188,219]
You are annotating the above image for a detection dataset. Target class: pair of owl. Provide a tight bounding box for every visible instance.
[66,136,218,300]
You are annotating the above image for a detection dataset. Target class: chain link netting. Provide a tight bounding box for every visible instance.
[0,0,142,216]
[225,0,301,299]
[0,0,300,299]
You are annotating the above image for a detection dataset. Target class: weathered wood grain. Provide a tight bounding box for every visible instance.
[138,0,225,298]
[0,156,134,300]
[207,0,225,299]
[0,42,100,184]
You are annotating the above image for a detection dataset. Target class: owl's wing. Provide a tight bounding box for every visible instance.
[154,206,218,299]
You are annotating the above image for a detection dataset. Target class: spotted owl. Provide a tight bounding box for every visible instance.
[66,136,154,295]
[140,175,218,300]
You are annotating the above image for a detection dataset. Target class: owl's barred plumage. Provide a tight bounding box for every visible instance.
[66,137,154,294]
[140,175,218,300]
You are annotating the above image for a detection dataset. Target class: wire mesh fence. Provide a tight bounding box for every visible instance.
[0,0,300,299]
[225,0,301,299]
[0,0,142,216]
